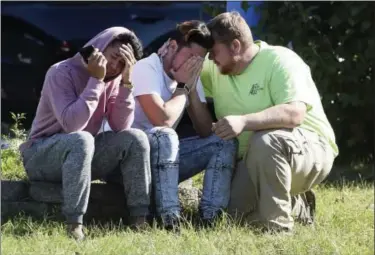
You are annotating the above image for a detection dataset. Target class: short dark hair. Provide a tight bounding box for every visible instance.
[207,11,253,47]
[109,32,143,60]
[169,20,214,49]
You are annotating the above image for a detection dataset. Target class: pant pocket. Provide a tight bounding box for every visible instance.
[297,129,334,191]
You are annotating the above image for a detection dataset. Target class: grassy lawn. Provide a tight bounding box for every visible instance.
[1,137,374,254]
[1,183,373,255]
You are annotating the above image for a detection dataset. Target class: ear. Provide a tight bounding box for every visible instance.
[230,39,241,54]
[168,39,179,53]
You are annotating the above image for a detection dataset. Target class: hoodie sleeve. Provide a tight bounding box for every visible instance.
[46,67,105,133]
[106,83,135,132]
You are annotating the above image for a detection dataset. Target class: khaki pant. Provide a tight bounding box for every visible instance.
[228,128,335,231]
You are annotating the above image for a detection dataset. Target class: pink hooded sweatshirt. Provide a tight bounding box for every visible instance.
[20,27,135,152]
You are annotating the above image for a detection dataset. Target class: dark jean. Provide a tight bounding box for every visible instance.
[147,127,237,220]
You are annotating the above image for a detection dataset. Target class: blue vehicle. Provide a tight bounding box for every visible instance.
[1,2,226,130]
[1,2,263,136]
[1,2,225,129]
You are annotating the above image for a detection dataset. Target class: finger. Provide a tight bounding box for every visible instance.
[87,48,99,61]
[170,68,176,77]
[188,65,201,86]
[127,43,137,63]
[90,48,99,56]
[221,132,237,141]
[99,55,107,66]
[215,118,227,127]
[184,59,201,85]
[214,122,229,135]
[212,123,217,131]
[127,43,134,52]
[215,126,229,137]
[192,60,203,76]
[90,53,101,63]
[197,58,204,69]
[121,43,133,52]
[119,48,133,64]
[121,44,136,63]
[120,50,133,66]
[96,53,106,63]
[193,57,204,73]
[215,127,233,139]
[182,56,197,71]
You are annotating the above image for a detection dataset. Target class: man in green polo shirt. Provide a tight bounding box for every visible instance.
[201,11,338,232]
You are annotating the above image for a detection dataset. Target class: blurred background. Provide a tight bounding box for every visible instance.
[1,1,373,178]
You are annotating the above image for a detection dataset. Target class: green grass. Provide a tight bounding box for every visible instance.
[1,134,374,254]
[1,183,374,255]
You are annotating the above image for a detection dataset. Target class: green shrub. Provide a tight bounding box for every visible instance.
[1,112,28,180]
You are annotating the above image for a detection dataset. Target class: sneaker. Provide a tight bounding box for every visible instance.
[161,214,181,233]
[128,216,150,231]
[67,224,85,241]
[292,189,316,225]
[200,210,223,228]
[304,190,316,223]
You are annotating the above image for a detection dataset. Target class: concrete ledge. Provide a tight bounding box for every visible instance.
[1,180,29,201]
[1,179,199,223]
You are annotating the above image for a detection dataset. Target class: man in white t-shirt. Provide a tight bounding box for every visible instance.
[131,20,237,231]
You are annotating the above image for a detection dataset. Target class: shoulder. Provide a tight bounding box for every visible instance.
[132,54,164,94]
[44,60,74,88]
[133,53,161,75]
[258,41,307,69]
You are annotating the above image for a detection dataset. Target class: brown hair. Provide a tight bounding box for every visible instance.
[169,20,214,49]
[207,11,253,47]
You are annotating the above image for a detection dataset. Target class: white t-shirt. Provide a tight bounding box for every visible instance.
[100,53,207,133]
[131,53,206,131]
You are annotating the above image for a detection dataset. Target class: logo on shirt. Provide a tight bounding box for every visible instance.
[249,83,263,95]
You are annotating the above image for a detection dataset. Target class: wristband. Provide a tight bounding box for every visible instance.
[121,81,133,90]
[177,82,190,94]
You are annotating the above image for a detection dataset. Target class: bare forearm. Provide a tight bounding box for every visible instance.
[187,90,213,137]
[243,103,306,131]
[162,90,187,127]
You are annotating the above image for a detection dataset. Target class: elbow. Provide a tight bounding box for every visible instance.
[62,123,84,134]
[150,112,175,128]
[61,117,86,133]
[150,118,174,128]
[159,120,175,128]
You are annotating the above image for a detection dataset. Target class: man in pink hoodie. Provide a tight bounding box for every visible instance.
[19,27,152,240]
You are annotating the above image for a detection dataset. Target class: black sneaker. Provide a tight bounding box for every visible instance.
[162,214,181,233]
[200,210,223,228]
[128,216,150,231]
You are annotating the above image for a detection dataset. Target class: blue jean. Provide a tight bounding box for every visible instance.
[147,127,237,220]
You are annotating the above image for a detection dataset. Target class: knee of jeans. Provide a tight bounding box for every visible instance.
[148,127,179,161]
[120,128,150,153]
[220,138,238,151]
[148,127,179,147]
[69,131,95,152]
